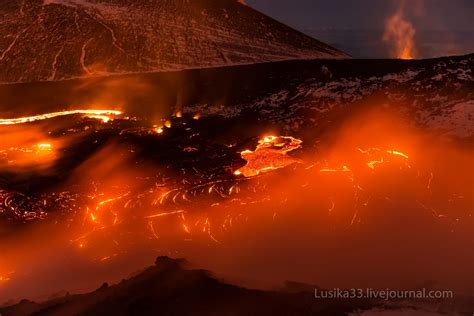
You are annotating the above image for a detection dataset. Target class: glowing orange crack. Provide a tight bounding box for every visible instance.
[145,210,185,219]
[358,148,409,170]
[234,135,303,177]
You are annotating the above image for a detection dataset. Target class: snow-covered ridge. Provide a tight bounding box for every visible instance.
[184,55,473,138]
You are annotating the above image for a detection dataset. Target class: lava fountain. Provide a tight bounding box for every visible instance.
[383,0,418,59]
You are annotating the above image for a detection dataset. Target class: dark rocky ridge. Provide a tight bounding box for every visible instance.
[0,256,377,316]
[2,257,472,315]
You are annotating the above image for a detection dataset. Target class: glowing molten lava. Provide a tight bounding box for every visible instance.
[35,143,52,151]
[234,135,302,177]
[0,110,122,125]
[383,1,417,59]
[85,115,113,123]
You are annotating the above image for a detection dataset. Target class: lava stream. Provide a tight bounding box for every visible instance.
[0,109,122,125]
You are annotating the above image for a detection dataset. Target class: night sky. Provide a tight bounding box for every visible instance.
[246,0,474,58]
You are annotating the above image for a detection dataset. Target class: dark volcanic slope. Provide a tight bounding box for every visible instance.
[0,0,348,83]
[0,257,375,316]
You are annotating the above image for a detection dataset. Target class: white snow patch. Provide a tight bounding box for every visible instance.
[382,69,420,83]
[418,100,474,137]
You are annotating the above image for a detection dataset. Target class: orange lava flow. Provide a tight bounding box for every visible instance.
[234,135,303,177]
[0,142,56,170]
[0,109,122,125]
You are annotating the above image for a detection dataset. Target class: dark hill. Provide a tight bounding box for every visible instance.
[0,257,375,316]
[0,0,348,83]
